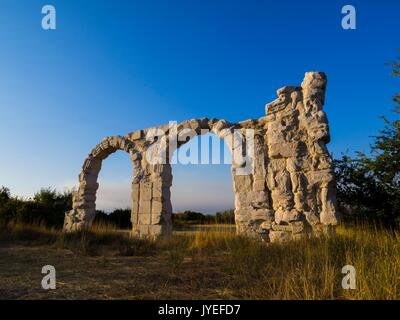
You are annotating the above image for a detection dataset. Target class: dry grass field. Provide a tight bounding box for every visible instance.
[0,222,399,300]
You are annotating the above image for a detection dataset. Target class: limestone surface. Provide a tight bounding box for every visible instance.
[64,72,340,242]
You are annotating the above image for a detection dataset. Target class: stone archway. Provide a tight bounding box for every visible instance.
[64,72,340,243]
[127,118,244,238]
[127,118,267,238]
[168,129,235,221]
[63,136,139,231]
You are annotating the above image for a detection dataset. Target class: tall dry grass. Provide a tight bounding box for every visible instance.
[1,221,399,299]
[164,224,400,299]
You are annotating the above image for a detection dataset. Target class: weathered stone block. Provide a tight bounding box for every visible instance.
[131,201,139,214]
[140,183,152,201]
[139,200,151,214]
[290,221,305,234]
[233,175,253,193]
[251,209,274,221]
[253,178,266,192]
[131,212,138,225]
[128,130,143,141]
[275,209,301,224]
[151,200,163,215]
[269,230,292,243]
[151,213,162,224]
[138,213,151,225]
[234,209,251,222]
[260,221,273,230]
[132,183,140,201]
[152,182,162,198]
[271,224,291,232]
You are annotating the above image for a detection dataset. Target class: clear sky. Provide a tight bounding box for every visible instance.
[0,0,399,213]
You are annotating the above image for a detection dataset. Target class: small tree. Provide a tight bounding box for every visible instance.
[335,54,400,226]
[0,186,11,206]
[367,56,400,185]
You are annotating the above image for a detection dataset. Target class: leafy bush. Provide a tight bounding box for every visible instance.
[334,155,400,226]
[0,187,72,228]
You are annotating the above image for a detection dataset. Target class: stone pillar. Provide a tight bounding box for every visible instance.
[259,72,340,242]
[230,124,274,239]
[131,164,172,238]
[300,72,339,227]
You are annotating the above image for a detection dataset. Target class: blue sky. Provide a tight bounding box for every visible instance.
[0,0,399,213]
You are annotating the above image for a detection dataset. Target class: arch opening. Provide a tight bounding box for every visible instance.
[170,132,235,230]
[94,151,134,230]
[63,136,138,232]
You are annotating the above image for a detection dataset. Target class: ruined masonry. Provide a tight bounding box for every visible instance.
[64,72,340,242]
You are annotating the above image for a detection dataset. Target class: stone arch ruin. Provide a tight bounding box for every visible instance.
[64,72,340,242]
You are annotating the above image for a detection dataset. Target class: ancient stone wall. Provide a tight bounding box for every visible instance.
[64,72,339,242]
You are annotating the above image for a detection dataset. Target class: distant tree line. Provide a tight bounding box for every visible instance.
[94,209,132,229]
[0,186,234,229]
[172,210,235,225]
